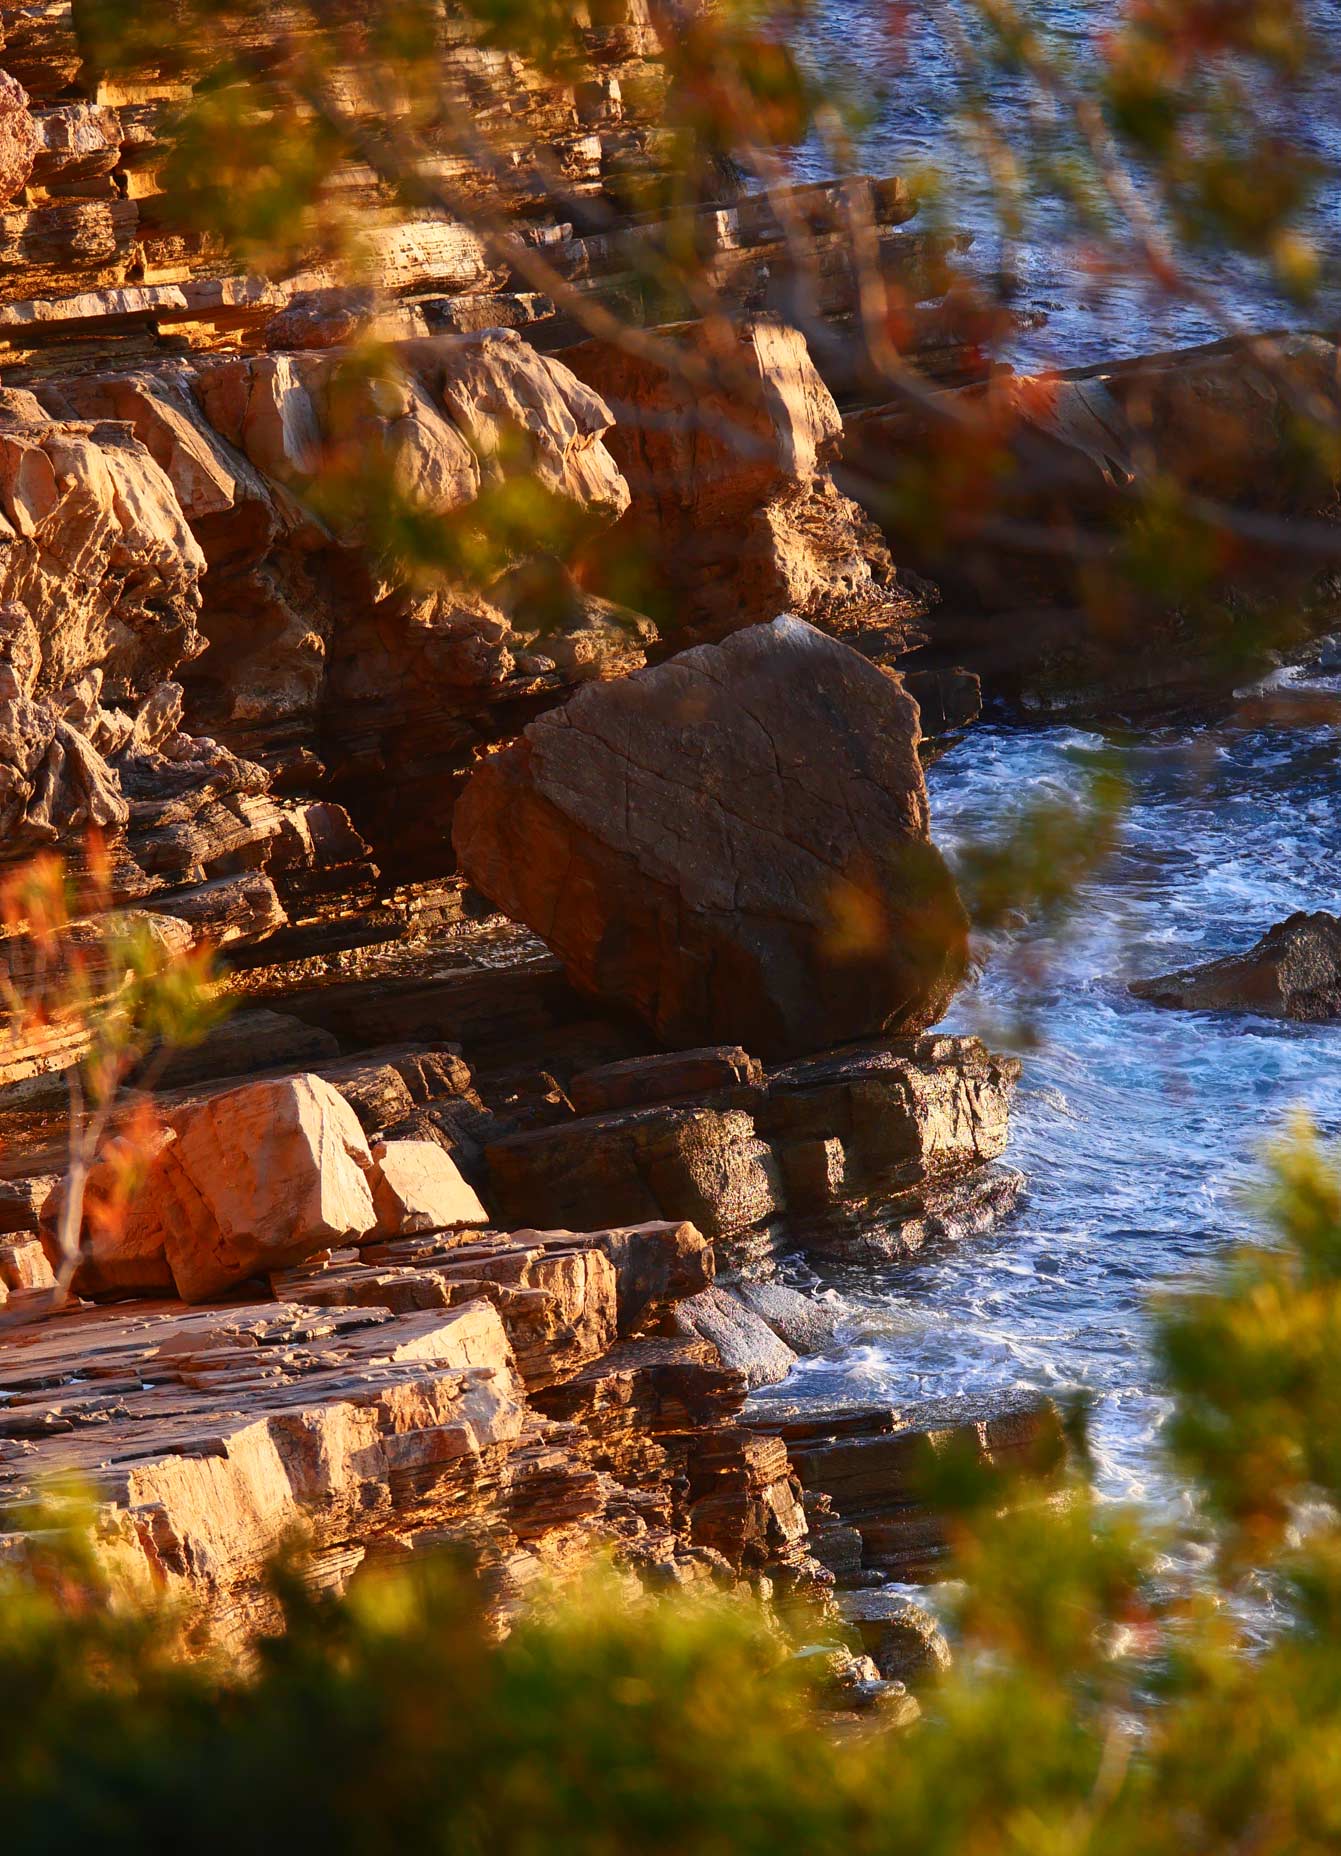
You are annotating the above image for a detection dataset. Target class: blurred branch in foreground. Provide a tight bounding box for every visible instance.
[0,847,222,1320]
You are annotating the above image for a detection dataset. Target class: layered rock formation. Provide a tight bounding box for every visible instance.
[0,5,1041,1644]
[564,319,935,655]
[0,887,1036,1632]
[748,1391,1067,1581]
[0,1198,1061,1643]
[1131,910,1341,1020]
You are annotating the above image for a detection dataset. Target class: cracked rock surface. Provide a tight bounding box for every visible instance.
[454,615,969,1058]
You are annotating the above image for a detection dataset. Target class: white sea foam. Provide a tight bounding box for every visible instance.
[752,701,1341,1522]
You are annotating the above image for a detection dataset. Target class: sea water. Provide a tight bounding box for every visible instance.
[752,664,1341,1543]
[792,0,1341,367]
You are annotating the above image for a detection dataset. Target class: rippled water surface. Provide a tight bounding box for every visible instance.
[756,668,1341,1518]
[795,0,1341,365]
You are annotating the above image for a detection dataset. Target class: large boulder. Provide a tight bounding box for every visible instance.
[162,1074,380,1300]
[51,1074,383,1303]
[1131,911,1341,1020]
[453,616,968,1058]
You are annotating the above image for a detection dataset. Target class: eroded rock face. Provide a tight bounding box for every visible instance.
[0,393,213,850]
[565,318,932,651]
[0,69,37,206]
[1130,911,1341,1020]
[454,616,968,1058]
[486,1033,1017,1256]
[0,1234,825,1634]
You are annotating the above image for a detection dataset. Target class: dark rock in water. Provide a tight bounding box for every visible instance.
[903,666,982,738]
[452,616,969,1061]
[748,1391,1066,1580]
[1131,911,1341,1020]
[795,1164,1026,1264]
[836,1589,952,1684]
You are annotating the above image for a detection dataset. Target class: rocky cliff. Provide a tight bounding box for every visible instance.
[0,0,1054,1656]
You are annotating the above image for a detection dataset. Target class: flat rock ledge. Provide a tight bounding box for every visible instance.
[0,1229,1060,1646]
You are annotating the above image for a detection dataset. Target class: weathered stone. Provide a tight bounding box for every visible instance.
[369,1139,490,1237]
[0,1233,55,1293]
[49,1075,384,1304]
[569,1046,763,1116]
[433,329,629,518]
[160,1074,379,1301]
[483,1031,1018,1260]
[580,1218,716,1333]
[0,1295,542,1633]
[797,1165,1026,1265]
[564,318,932,650]
[733,1279,839,1355]
[273,1227,620,1389]
[1130,911,1341,1020]
[0,1173,57,1234]
[761,1037,1020,1195]
[570,317,843,528]
[672,1285,799,1389]
[151,1009,340,1093]
[454,617,969,1059]
[45,1127,179,1301]
[486,1102,780,1241]
[848,334,1341,719]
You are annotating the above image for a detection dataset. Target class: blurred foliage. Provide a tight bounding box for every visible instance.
[956,755,1127,935]
[0,845,223,1113]
[0,846,225,1304]
[9,1130,1341,1849]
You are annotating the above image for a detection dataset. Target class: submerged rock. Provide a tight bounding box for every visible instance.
[454,615,969,1059]
[1131,911,1341,1020]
